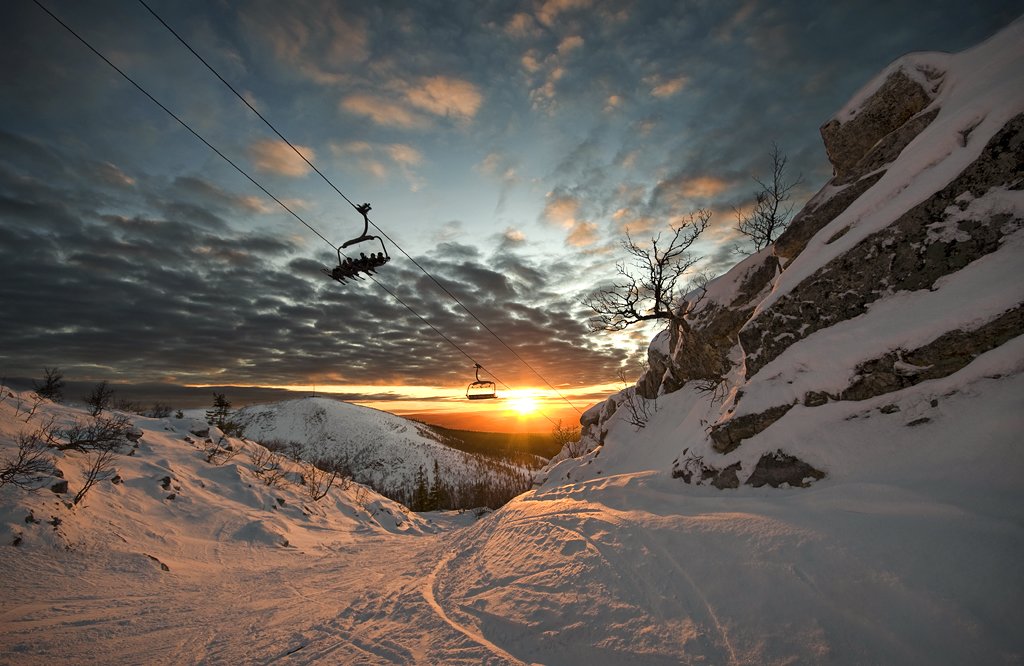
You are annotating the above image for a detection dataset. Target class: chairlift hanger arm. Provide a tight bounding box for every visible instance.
[342,203,374,248]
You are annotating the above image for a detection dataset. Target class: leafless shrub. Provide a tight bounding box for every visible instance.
[84,381,116,417]
[353,484,370,508]
[57,414,133,452]
[258,438,306,463]
[204,439,240,465]
[248,447,286,487]
[0,430,57,490]
[694,375,730,404]
[21,393,47,422]
[146,403,173,418]
[620,386,657,431]
[33,367,65,403]
[285,440,305,463]
[73,448,117,506]
[552,420,586,458]
[303,456,352,501]
[112,397,146,414]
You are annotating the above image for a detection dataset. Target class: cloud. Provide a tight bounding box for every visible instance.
[386,144,423,167]
[0,131,631,393]
[566,221,599,247]
[404,76,483,121]
[542,193,581,229]
[504,12,540,38]
[558,35,585,55]
[649,75,689,98]
[95,161,136,187]
[249,139,315,177]
[340,94,424,128]
[341,76,482,128]
[536,0,593,27]
[241,1,367,85]
[331,141,424,186]
[715,0,759,43]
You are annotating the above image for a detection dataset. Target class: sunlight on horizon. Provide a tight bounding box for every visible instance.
[188,381,624,432]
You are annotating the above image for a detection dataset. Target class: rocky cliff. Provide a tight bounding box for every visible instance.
[551,19,1024,489]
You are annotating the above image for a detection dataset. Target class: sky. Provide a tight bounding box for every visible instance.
[1,0,1021,431]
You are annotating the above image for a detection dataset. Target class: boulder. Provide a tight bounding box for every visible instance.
[745,451,825,488]
[820,68,935,182]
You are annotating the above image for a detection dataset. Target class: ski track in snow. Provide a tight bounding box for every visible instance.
[423,551,524,665]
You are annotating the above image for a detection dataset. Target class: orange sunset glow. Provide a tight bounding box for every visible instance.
[244,383,620,432]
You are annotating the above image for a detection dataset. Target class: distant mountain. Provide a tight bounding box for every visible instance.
[236,397,534,509]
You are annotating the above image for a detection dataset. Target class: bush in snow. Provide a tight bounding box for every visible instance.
[248,447,286,487]
[551,420,585,458]
[56,413,135,452]
[84,380,116,417]
[73,447,117,506]
[33,366,65,403]
[303,456,353,501]
[0,429,57,490]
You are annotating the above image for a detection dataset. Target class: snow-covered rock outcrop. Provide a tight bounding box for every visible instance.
[558,18,1024,490]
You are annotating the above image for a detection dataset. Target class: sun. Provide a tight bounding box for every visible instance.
[508,394,538,415]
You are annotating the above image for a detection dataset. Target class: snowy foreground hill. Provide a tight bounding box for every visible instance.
[2,21,1023,665]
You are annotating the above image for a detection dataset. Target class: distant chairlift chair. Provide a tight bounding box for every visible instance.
[466,363,497,400]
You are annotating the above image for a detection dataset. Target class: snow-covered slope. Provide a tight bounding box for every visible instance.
[236,397,532,508]
[0,390,435,557]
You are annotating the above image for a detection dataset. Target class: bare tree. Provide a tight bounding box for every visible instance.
[84,381,115,417]
[551,420,585,458]
[583,209,711,332]
[73,448,117,505]
[734,142,803,252]
[33,367,65,403]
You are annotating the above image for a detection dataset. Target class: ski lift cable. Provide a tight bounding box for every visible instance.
[31,0,562,430]
[135,0,361,215]
[135,0,584,416]
[30,0,336,254]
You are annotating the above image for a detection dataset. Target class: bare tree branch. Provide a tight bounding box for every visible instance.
[583,209,712,331]
[735,142,803,252]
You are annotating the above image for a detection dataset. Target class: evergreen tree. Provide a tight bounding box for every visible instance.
[427,459,444,511]
[412,465,429,511]
[206,392,232,428]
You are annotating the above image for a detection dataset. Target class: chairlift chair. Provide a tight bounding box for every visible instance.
[466,363,497,400]
[323,202,391,283]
